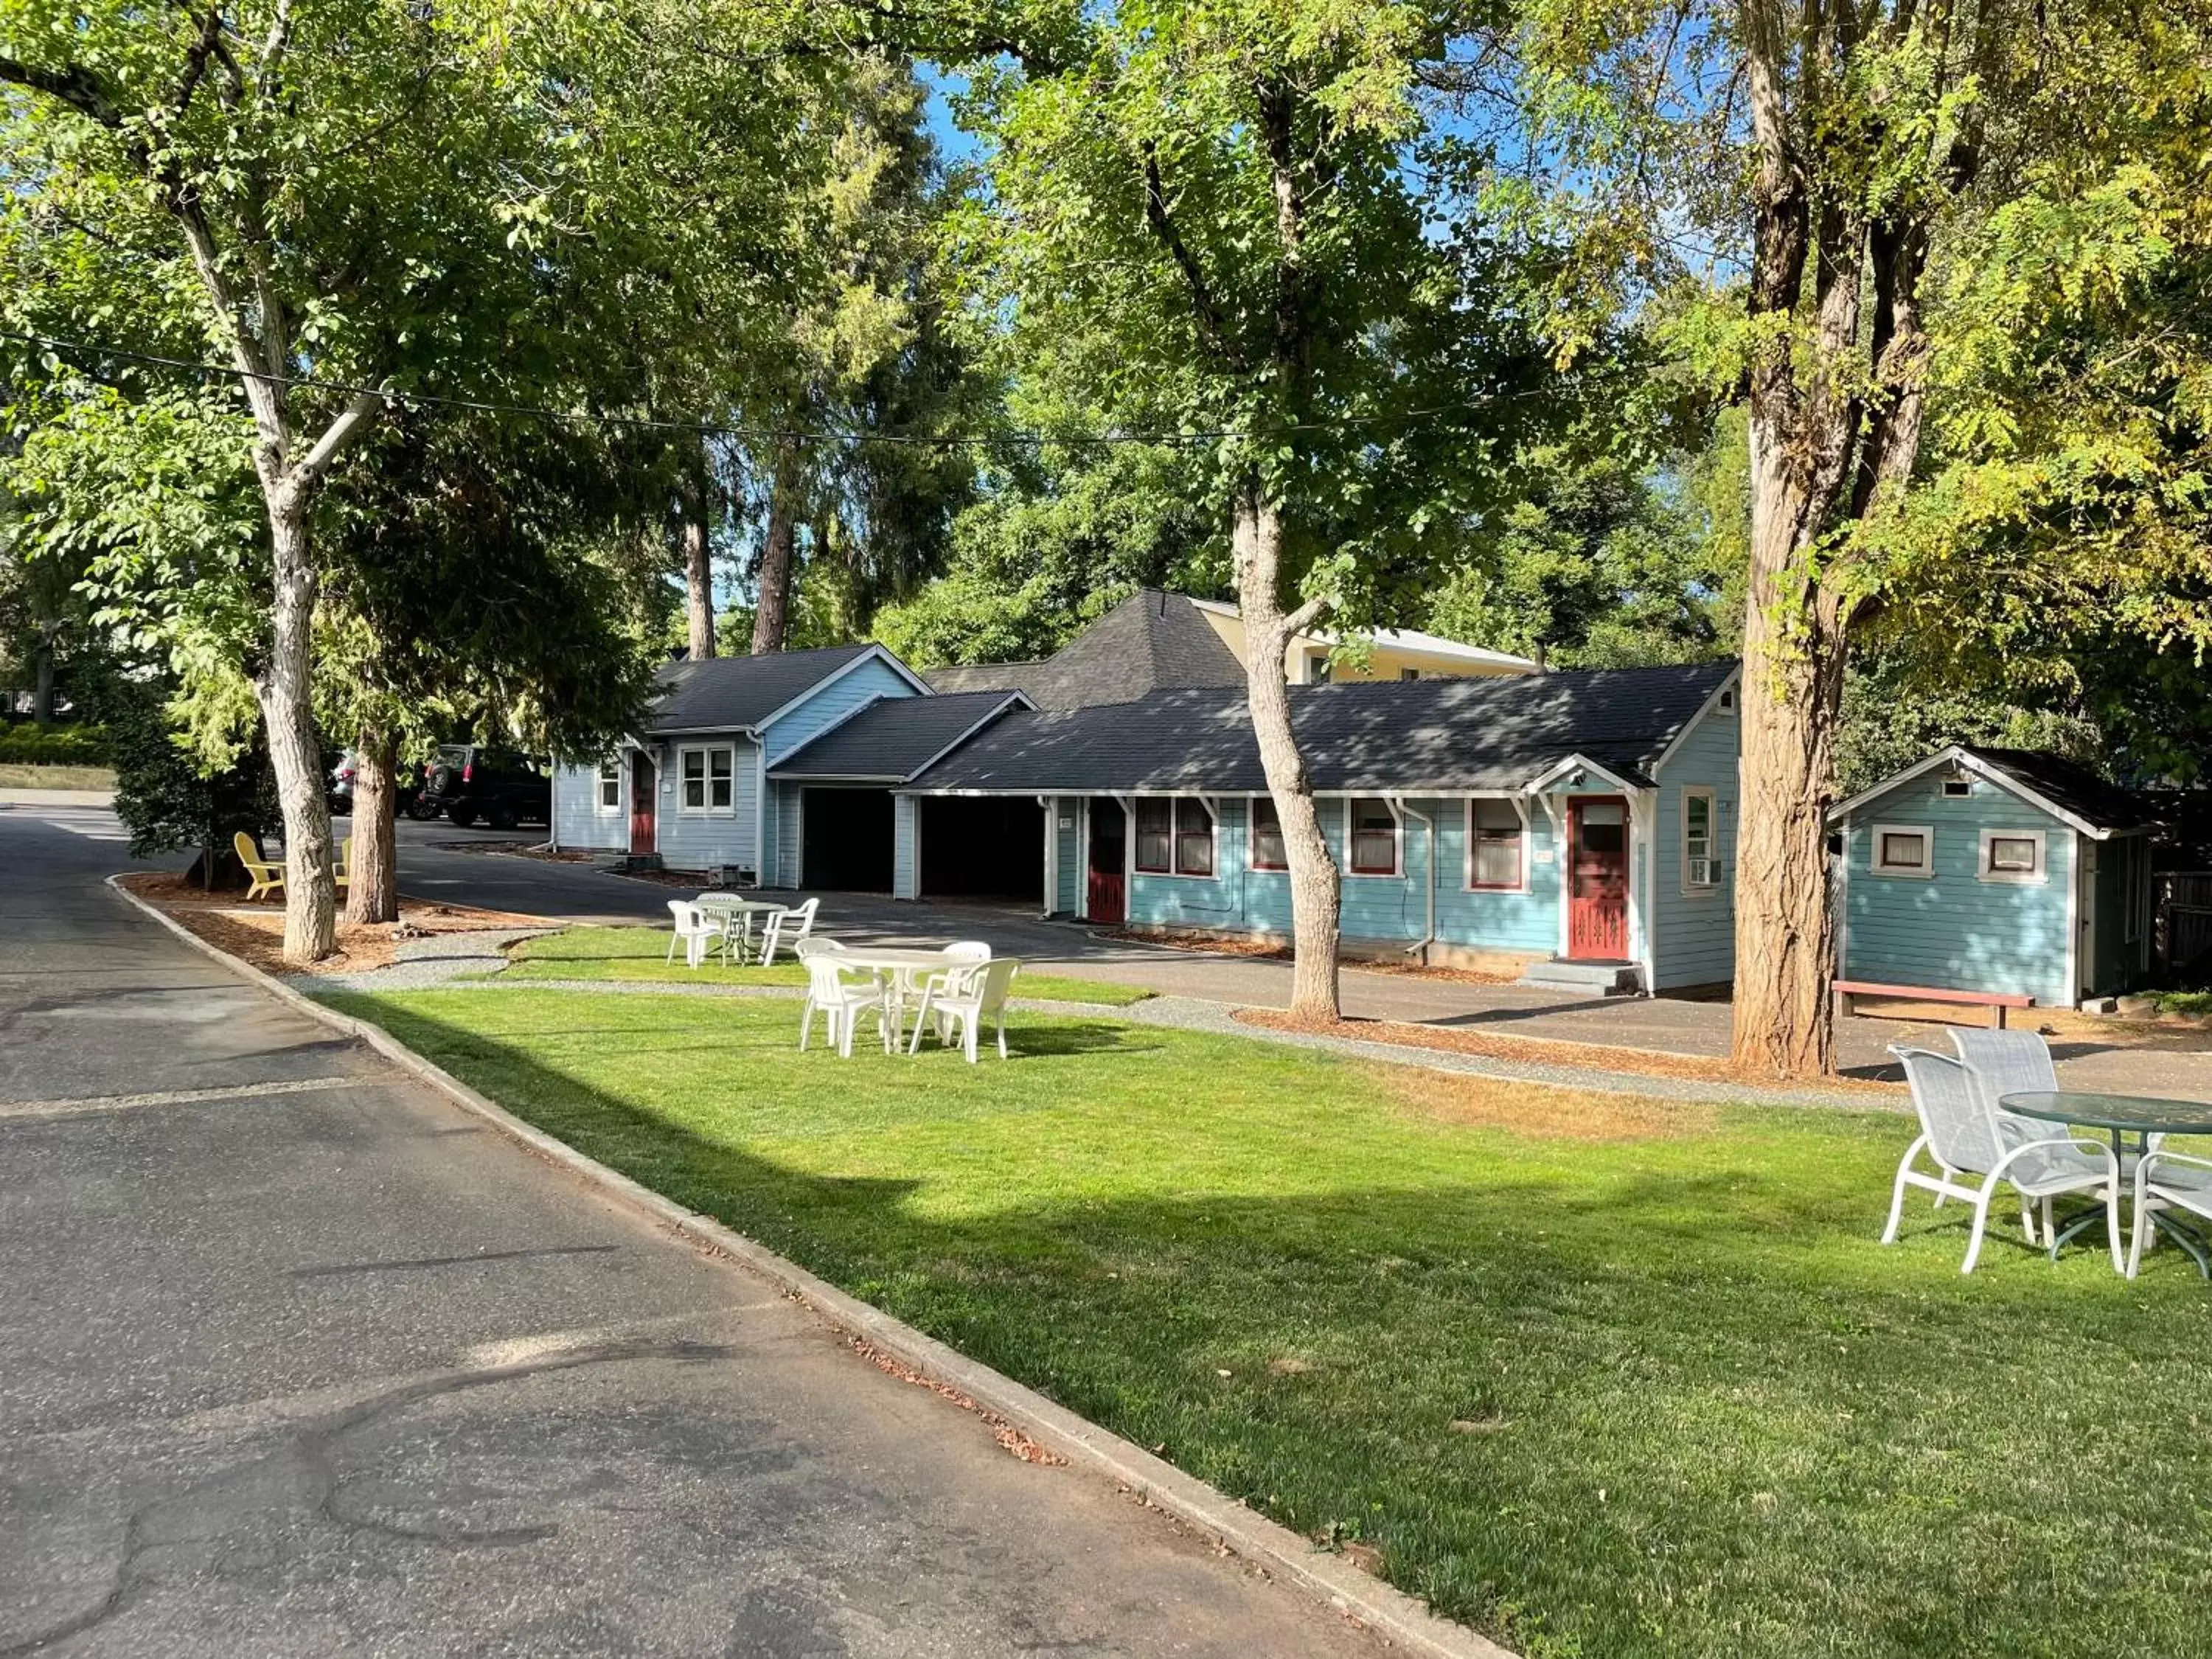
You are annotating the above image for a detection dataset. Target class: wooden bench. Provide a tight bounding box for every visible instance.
[1832,979,2036,1029]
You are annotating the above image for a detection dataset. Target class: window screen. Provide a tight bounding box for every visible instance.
[1470,799,1522,888]
[1350,798,1397,874]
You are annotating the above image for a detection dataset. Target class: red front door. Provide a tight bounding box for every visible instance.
[1567,796,1630,959]
[630,754,656,855]
[1086,798,1126,925]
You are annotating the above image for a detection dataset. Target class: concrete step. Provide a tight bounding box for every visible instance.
[1515,958,1644,996]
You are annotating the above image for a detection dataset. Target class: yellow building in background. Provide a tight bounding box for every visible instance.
[1186,597,1537,684]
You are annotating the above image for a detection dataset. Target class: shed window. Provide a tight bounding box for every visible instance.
[597,759,621,813]
[1873,824,1933,877]
[681,746,734,813]
[1682,788,1718,890]
[1349,797,1399,877]
[1135,799,1216,877]
[1306,650,1332,684]
[1943,778,1972,799]
[1978,828,2046,884]
[1251,796,1287,871]
[1468,799,1523,890]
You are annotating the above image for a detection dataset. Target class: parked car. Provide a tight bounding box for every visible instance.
[418,745,552,830]
[327,751,429,820]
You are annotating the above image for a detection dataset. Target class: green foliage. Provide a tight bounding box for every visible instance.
[1833,661,2104,798]
[90,666,274,862]
[0,721,106,763]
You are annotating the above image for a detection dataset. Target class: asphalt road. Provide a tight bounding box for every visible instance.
[0,799,1385,1658]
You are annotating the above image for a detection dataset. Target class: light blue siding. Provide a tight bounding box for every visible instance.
[653,737,761,872]
[772,781,804,888]
[892,793,919,900]
[759,655,920,765]
[1053,797,1081,915]
[552,760,625,852]
[1842,773,2075,1006]
[1649,705,1739,990]
[1433,799,1559,954]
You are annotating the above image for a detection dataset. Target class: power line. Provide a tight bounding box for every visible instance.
[0,327,1624,451]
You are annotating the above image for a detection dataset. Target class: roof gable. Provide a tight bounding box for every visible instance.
[916,590,1243,709]
[1830,745,2149,838]
[643,644,923,734]
[768,690,1034,782]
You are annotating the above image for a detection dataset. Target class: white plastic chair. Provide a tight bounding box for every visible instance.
[1886,1046,2122,1273]
[908,959,1020,1063]
[906,943,992,1048]
[2126,1150,2212,1278]
[757,897,820,967]
[795,938,891,1057]
[664,899,720,969]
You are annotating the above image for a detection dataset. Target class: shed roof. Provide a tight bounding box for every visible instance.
[1829,745,2152,837]
[918,589,1244,709]
[908,660,1737,794]
[642,643,894,734]
[768,691,1032,782]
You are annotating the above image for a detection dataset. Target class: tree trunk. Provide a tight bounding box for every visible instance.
[751,441,800,655]
[257,506,338,963]
[681,440,716,661]
[1728,414,1848,1077]
[32,639,55,726]
[1231,482,1340,1020]
[345,727,400,925]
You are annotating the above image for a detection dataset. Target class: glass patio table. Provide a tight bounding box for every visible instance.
[2001,1091,2212,1277]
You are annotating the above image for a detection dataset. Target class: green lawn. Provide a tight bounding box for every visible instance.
[491,925,1155,1006]
[319,984,2212,1659]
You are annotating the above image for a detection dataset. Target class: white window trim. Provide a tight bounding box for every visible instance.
[1133,795,1220,880]
[677,743,737,817]
[1345,796,1403,879]
[1871,822,1935,879]
[1246,792,1289,872]
[1680,786,1720,896]
[595,757,622,815]
[1464,796,1528,894]
[1978,827,2048,886]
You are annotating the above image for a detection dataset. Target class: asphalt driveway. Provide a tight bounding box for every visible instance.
[0,799,1386,1658]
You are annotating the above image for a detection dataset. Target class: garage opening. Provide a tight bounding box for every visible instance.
[920,796,1043,902]
[801,787,894,891]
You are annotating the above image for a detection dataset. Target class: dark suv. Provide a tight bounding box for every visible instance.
[420,745,552,830]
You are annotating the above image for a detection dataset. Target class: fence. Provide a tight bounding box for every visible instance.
[2155,872,2212,978]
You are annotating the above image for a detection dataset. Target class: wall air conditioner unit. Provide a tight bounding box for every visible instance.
[1688,856,1718,887]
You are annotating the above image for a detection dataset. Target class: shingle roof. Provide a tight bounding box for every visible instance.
[643,644,883,734]
[1961,748,2151,832]
[910,661,1738,793]
[916,590,1245,709]
[768,691,1032,782]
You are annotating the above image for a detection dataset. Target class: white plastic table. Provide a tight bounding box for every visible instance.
[695,894,790,964]
[833,947,976,1044]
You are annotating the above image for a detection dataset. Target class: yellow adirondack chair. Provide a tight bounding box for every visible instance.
[333,835,352,889]
[234,831,285,902]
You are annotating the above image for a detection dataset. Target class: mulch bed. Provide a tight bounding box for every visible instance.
[118,872,543,978]
[1234,1006,1907,1095]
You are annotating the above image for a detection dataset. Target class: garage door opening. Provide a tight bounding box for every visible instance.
[801,787,894,891]
[920,796,1043,902]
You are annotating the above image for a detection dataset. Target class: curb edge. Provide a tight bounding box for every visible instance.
[102,875,1516,1659]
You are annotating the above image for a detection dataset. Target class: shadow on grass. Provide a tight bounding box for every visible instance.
[322,990,2211,1659]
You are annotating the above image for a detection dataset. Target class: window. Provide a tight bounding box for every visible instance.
[1175,798,1216,877]
[1943,778,1972,798]
[597,758,622,813]
[1468,799,1523,890]
[1134,799,1173,872]
[1349,797,1399,876]
[1306,650,1332,684]
[680,745,734,814]
[1399,667,1421,681]
[1978,827,2046,884]
[1718,689,1736,712]
[1872,824,1933,877]
[1251,796,1287,871]
[1135,798,1216,876]
[1682,788,1719,890]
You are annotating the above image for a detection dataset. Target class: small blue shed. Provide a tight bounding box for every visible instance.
[1829,746,2154,1008]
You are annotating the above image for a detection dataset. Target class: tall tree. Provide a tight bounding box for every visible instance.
[954,1,1558,1017]
[1503,0,2212,1073]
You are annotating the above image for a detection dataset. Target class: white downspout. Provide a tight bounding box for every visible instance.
[1038,794,1056,921]
[1394,796,1436,967]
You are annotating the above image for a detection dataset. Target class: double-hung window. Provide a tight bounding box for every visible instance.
[1349,797,1399,877]
[1134,798,1216,876]
[1250,796,1288,871]
[596,758,622,814]
[1682,788,1719,890]
[1978,828,2045,884]
[681,745,734,814]
[1468,799,1523,890]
